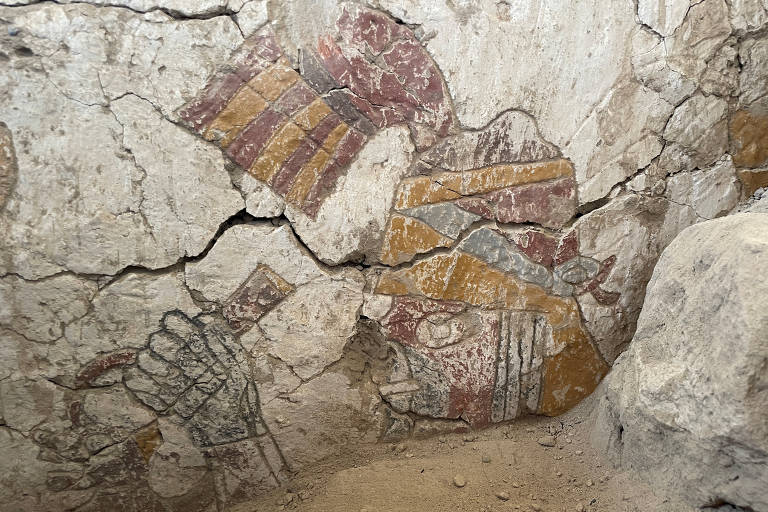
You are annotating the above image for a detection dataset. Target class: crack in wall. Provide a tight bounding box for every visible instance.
[0,0,246,21]
[0,1,765,509]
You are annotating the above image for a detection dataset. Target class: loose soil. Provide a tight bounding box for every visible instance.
[235,400,693,512]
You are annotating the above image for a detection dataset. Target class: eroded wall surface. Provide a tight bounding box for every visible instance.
[0,0,766,510]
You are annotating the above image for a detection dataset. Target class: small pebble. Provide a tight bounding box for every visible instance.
[482,455,491,463]
[575,505,585,512]
[586,479,594,487]
[7,26,19,36]
[537,435,556,447]
[496,491,510,501]
[531,505,543,511]
[453,474,466,488]
[575,450,584,455]
[556,471,563,477]
[438,436,446,443]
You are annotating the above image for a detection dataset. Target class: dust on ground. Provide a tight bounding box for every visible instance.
[233,401,692,512]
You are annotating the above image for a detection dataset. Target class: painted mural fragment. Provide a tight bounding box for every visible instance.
[372,231,612,425]
[120,310,290,501]
[381,159,577,265]
[176,5,619,433]
[179,5,452,219]
[378,109,578,265]
[2,0,763,509]
[179,28,367,218]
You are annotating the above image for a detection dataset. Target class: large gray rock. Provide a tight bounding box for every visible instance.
[592,214,768,511]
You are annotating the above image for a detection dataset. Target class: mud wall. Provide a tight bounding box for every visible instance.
[1,0,766,510]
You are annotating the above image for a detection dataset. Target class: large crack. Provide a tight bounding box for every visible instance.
[6,0,596,277]
[3,0,760,284]
[0,208,260,289]
[0,0,246,21]
[0,12,259,282]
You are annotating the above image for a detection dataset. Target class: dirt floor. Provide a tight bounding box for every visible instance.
[235,401,693,512]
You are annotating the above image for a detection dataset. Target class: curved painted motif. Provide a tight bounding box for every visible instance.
[178,5,618,428]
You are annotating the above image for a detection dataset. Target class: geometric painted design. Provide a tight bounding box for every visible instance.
[222,264,293,332]
[380,214,455,266]
[180,5,455,219]
[312,6,454,138]
[362,99,575,272]
[374,247,611,425]
[395,160,574,210]
[179,29,366,218]
[178,5,617,430]
[380,156,578,265]
[123,312,276,448]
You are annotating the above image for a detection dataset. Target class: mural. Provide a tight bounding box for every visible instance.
[176,5,617,433]
[3,0,755,509]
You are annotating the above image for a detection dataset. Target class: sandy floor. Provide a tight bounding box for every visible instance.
[235,402,693,512]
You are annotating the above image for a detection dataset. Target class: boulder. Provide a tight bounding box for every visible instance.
[591,214,768,511]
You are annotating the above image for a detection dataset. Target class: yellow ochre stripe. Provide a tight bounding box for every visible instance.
[250,63,300,102]
[285,149,332,205]
[286,122,351,206]
[249,121,306,183]
[203,78,268,148]
[294,98,332,132]
[395,159,574,209]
